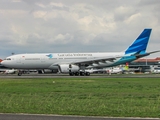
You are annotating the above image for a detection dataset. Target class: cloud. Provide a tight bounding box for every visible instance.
[0,0,160,59]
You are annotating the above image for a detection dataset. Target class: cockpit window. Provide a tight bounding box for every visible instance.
[6,58,11,60]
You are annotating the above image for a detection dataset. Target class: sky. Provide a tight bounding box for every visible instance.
[0,0,160,59]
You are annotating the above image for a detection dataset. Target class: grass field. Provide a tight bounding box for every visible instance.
[0,77,160,117]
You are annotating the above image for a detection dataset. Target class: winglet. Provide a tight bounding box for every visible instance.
[125,29,152,55]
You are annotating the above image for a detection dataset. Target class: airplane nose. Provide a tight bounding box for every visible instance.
[1,61,5,66]
[1,61,10,68]
[1,60,12,68]
[1,61,3,64]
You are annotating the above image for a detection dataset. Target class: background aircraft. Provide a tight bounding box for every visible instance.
[0,69,17,74]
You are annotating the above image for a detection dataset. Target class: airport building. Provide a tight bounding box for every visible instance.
[129,57,160,73]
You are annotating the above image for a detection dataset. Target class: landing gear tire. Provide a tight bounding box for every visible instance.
[75,72,79,76]
[80,72,85,76]
[18,72,22,76]
[85,72,90,76]
[69,72,74,76]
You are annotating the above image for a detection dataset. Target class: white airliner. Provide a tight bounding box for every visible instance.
[1,29,160,76]
[0,69,17,74]
[107,67,123,74]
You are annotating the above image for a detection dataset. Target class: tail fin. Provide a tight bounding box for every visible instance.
[125,29,152,55]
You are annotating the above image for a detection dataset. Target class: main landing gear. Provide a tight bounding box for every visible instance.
[69,71,90,76]
[18,70,23,76]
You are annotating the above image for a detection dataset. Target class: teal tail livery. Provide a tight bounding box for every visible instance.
[1,28,160,76]
[125,29,151,55]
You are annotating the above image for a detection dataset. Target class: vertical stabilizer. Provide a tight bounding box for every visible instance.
[125,29,152,55]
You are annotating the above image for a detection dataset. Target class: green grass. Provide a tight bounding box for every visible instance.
[0,77,160,117]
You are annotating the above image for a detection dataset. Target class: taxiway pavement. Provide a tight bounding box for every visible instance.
[0,73,160,78]
[0,113,159,120]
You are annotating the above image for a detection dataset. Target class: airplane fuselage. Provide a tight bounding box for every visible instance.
[2,52,136,69]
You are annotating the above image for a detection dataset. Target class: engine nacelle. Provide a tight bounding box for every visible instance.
[59,64,79,73]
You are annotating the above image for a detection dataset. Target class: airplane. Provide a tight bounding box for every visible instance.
[107,67,123,74]
[151,67,160,74]
[1,28,160,76]
[85,67,123,74]
[0,69,17,74]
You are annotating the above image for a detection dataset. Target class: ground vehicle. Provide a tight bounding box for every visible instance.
[153,67,160,73]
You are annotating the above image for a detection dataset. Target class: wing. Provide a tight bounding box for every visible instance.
[50,55,122,69]
[70,55,122,68]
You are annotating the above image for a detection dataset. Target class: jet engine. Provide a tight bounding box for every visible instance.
[59,64,80,73]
